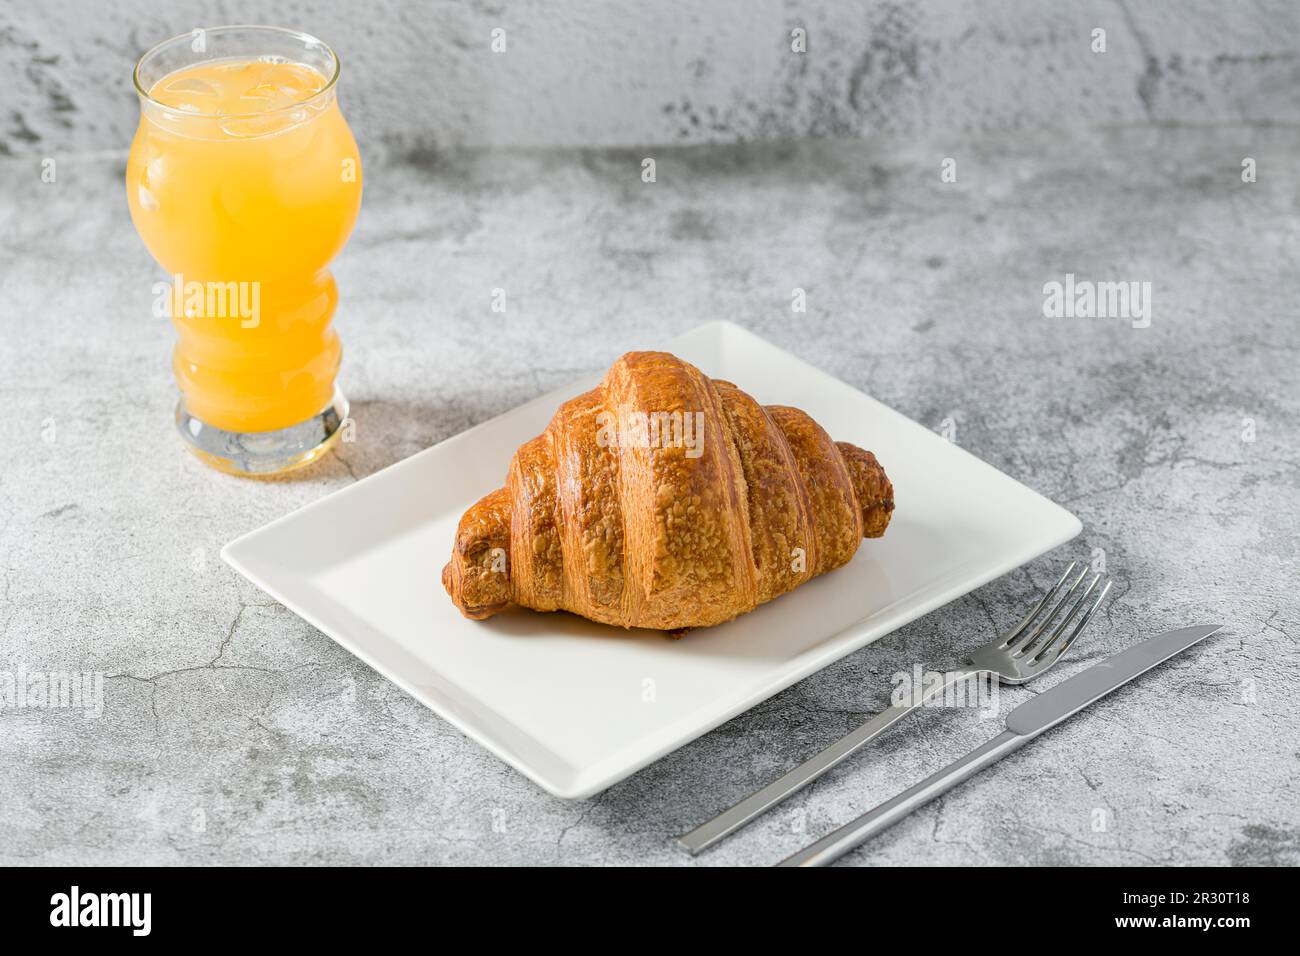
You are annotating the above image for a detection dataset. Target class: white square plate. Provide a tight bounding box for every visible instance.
[223,321,1080,798]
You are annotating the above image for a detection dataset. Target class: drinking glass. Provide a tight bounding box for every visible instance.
[127,26,362,475]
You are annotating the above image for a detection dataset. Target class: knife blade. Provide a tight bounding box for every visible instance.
[777,624,1224,867]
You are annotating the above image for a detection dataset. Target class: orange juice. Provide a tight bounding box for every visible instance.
[127,51,361,441]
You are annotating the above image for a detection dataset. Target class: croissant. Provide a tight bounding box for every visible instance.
[442,351,893,630]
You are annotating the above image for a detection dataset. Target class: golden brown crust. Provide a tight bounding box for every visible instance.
[714,382,813,604]
[441,352,893,630]
[765,406,862,576]
[444,486,512,619]
[603,352,755,628]
[507,434,563,612]
[554,388,626,625]
[836,442,895,538]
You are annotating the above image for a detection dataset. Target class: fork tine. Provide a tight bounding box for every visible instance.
[1008,564,1089,654]
[1029,573,1103,661]
[997,561,1077,649]
[1049,577,1113,659]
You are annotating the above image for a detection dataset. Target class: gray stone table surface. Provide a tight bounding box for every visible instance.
[1,125,1297,866]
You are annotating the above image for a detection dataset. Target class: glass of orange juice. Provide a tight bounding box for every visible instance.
[127,26,362,475]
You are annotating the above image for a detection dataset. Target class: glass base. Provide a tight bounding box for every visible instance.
[175,387,349,477]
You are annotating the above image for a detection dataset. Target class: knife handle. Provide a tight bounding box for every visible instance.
[776,729,1028,867]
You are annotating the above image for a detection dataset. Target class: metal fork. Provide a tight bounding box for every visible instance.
[677,561,1113,854]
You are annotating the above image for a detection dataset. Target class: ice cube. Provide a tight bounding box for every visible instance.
[239,81,279,103]
[220,114,282,138]
[241,81,316,112]
[162,76,219,98]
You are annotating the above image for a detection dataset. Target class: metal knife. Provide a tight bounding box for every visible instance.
[776,623,1223,867]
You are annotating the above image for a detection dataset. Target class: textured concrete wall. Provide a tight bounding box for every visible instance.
[3,0,1299,156]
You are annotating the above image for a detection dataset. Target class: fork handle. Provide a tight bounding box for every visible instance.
[776,729,1027,866]
[677,667,987,855]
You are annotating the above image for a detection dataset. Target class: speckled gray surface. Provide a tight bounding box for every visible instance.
[1,124,1298,866]
[3,0,1300,155]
